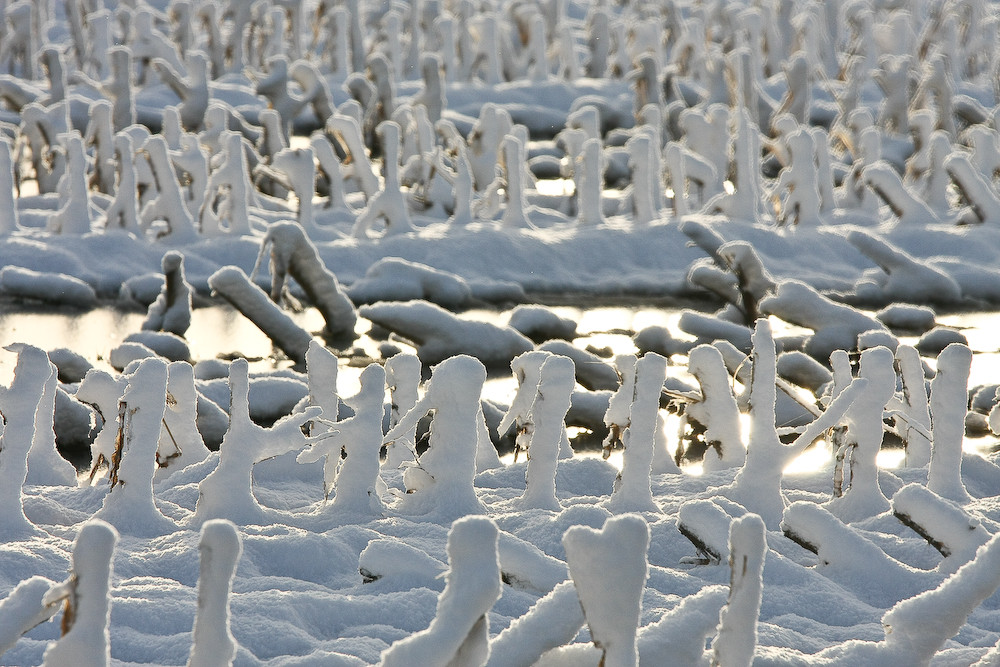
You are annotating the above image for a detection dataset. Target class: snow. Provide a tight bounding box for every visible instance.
[5,1,1000,666]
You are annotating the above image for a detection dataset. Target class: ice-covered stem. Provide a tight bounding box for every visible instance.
[155,361,211,480]
[46,133,92,234]
[518,355,575,511]
[139,135,199,244]
[208,266,315,365]
[102,134,141,234]
[687,345,744,471]
[563,514,649,667]
[383,355,487,519]
[862,161,944,226]
[892,483,990,575]
[0,138,17,234]
[299,363,386,514]
[825,346,895,523]
[143,251,193,337]
[928,344,973,504]
[383,352,420,470]
[193,359,321,526]
[41,521,118,667]
[379,516,501,667]
[485,580,584,667]
[252,222,358,341]
[0,576,61,656]
[326,112,379,198]
[711,513,766,667]
[893,345,932,468]
[0,345,55,536]
[607,353,667,514]
[94,358,176,536]
[200,132,255,237]
[725,320,868,528]
[945,151,1000,225]
[352,121,415,238]
[188,520,242,667]
[575,138,605,227]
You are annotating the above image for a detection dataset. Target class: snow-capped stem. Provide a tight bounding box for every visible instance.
[25,352,76,488]
[575,138,605,227]
[826,346,895,523]
[0,577,60,657]
[880,532,1000,663]
[42,521,118,667]
[500,134,532,228]
[687,345,744,470]
[0,139,18,234]
[187,520,242,667]
[103,134,141,233]
[891,483,990,574]
[207,266,315,365]
[927,344,973,504]
[383,353,421,470]
[895,345,931,468]
[384,355,488,519]
[712,513,766,667]
[863,162,942,226]
[728,320,868,527]
[253,222,358,341]
[155,361,211,480]
[519,355,574,511]
[945,152,1000,225]
[606,353,667,514]
[143,251,193,337]
[46,133,91,235]
[326,113,379,198]
[140,135,199,243]
[95,358,176,536]
[193,359,320,526]
[0,345,55,536]
[563,514,649,667]
[352,121,415,238]
[485,580,584,667]
[298,363,386,514]
[379,517,501,666]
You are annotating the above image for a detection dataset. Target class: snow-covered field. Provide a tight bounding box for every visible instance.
[4,0,1000,665]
